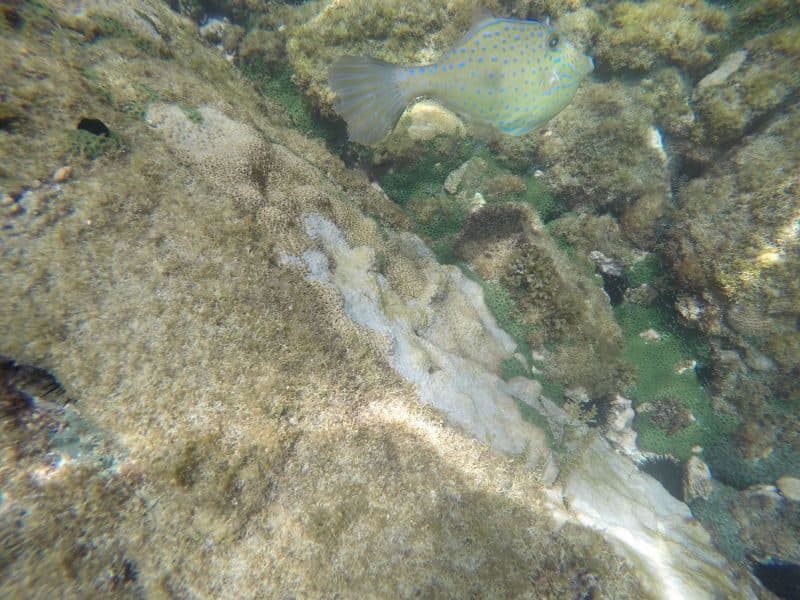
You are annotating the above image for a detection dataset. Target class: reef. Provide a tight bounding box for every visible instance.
[1,0,796,597]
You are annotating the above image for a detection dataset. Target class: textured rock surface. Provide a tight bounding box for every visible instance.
[0,1,774,598]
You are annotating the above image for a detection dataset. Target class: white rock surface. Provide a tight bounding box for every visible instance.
[296,214,756,600]
[301,214,557,481]
[695,50,747,94]
[605,394,640,458]
[777,476,800,502]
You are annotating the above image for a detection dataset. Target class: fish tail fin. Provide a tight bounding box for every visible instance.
[328,56,414,146]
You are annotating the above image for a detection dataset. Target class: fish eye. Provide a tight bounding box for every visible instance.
[547,32,559,49]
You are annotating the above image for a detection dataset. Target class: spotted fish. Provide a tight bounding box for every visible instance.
[328,16,593,145]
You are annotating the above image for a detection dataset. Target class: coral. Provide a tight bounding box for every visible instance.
[594,0,729,73]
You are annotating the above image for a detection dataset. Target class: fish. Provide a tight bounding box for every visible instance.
[327,15,594,146]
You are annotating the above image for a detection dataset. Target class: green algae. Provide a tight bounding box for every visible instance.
[239,63,347,151]
[627,253,662,288]
[68,128,125,160]
[513,396,555,447]
[501,356,530,381]
[180,104,204,124]
[377,139,475,206]
[615,302,736,460]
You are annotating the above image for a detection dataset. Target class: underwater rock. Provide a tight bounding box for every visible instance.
[594,0,728,73]
[198,16,228,44]
[666,102,800,433]
[533,80,672,234]
[443,158,473,195]
[695,50,747,93]
[298,213,557,480]
[562,436,754,599]
[0,1,774,598]
[734,485,800,564]
[589,250,628,305]
[691,24,800,147]
[302,213,755,598]
[776,476,800,503]
[405,100,465,142]
[52,165,72,183]
[684,455,714,503]
[604,393,639,458]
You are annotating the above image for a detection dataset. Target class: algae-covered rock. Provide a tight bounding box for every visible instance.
[530,80,672,248]
[0,1,774,598]
[594,0,728,73]
[667,104,800,376]
[451,202,632,398]
[665,102,799,477]
[692,23,800,147]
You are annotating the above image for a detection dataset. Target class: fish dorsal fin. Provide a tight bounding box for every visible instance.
[455,6,498,46]
[470,5,495,27]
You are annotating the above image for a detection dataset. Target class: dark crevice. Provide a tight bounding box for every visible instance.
[639,456,684,501]
[1,5,22,28]
[0,114,20,132]
[753,560,800,600]
[0,356,70,418]
[77,117,110,137]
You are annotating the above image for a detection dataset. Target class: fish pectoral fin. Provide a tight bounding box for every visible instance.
[471,121,503,144]
[452,110,502,143]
